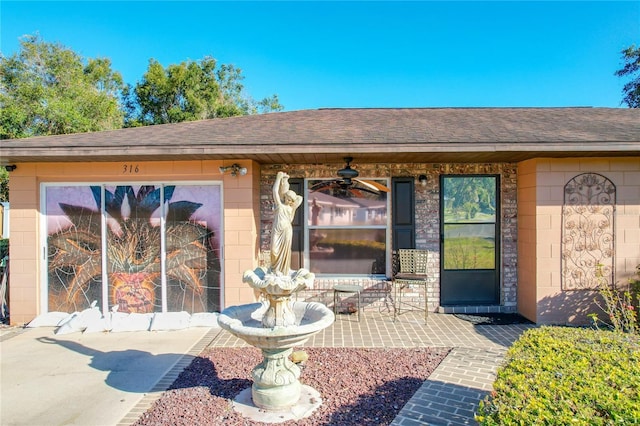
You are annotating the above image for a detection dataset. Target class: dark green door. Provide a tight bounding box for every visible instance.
[440,175,499,305]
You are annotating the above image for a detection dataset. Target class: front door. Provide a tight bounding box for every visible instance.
[440,175,499,305]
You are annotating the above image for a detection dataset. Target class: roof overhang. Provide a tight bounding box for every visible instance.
[2,108,639,165]
[2,143,639,165]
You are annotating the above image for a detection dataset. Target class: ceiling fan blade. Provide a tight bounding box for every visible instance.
[353,179,379,192]
[310,180,339,192]
[354,178,390,192]
[310,172,389,198]
[310,179,377,197]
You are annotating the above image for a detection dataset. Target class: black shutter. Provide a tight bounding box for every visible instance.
[289,178,304,270]
[392,177,415,250]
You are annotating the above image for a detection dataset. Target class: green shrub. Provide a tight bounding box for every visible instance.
[476,326,640,425]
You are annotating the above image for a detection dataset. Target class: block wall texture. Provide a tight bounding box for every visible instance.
[6,160,256,324]
[530,157,640,325]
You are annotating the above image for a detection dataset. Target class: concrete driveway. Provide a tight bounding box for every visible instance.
[1,326,213,426]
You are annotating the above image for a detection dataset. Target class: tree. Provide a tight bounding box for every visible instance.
[128,56,282,126]
[615,45,640,108]
[0,34,125,139]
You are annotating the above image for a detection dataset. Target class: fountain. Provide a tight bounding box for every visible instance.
[218,171,335,421]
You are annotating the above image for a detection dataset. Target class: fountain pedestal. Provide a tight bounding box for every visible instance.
[251,347,301,410]
[218,296,335,416]
[262,294,297,328]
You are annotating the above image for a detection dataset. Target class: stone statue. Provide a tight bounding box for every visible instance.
[270,171,303,275]
[242,170,313,328]
[225,170,333,415]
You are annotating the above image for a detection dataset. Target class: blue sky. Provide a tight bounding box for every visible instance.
[1,1,638,111]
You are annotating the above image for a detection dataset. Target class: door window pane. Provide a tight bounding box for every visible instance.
[443,176,497,270]
[443,224,495,269]
[443,177,496,223]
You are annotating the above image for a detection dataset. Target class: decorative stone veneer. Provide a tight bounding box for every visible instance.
[258,163,518,313]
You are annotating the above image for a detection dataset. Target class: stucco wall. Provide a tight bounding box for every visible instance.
[519,157,640,325]
[7,160,260,325]
[6,167,39,325]
[516,160,538,322]
[218,160,262,307]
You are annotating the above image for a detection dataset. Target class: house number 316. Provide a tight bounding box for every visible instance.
[123,164,140,174]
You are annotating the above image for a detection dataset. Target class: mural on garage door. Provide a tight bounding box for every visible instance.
[45,184,221,314]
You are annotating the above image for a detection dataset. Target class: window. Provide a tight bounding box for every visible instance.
[306,179,388,275]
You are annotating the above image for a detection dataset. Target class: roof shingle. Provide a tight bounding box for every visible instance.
[2,108,639,164]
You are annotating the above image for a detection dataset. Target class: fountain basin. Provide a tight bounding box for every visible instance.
[218,301,335,349]
[218,300,335,412]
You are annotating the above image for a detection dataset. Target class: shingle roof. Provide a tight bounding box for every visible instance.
[2,108,639,164]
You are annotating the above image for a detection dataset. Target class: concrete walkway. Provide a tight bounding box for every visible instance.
[1,312,535,425]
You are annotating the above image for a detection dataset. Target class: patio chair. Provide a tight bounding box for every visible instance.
[393,249,429,324]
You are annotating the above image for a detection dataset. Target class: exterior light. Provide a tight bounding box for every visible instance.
[219,164,247,177]
[418,174,428,187]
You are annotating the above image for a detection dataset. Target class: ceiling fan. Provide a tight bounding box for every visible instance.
[310,157,390,197]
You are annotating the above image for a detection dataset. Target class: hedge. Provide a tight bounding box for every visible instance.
[477,326,640,425]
